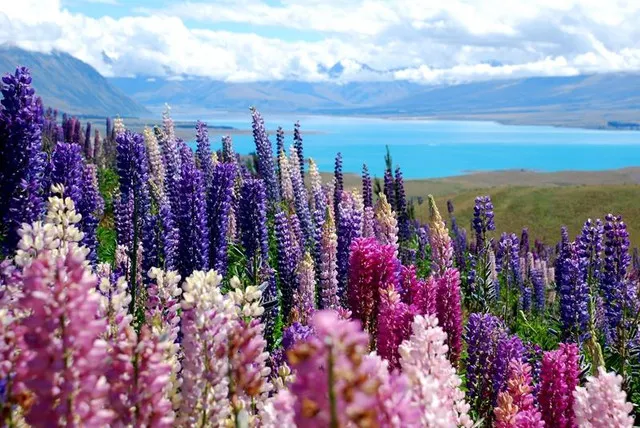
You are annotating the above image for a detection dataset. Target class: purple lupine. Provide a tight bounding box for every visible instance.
[465,313,507,419]
[289,147,314,246]
[195,121,215,187]
[238,178,269,271]
[531,265,546,313]
[276,127,285,173]
[333,152,343,222]
[577,218,603,284]
[158,196,179,271]
[601,214,631,343]
[472,195,495,251]
[250,107,280,204]
[84,122,93,160]
[337,192,362,302]
[275,210,299,320]
[50,142,84,206]
[520,228,530,258]
[555,226,570,288]
[221,135,235,163]
[383,168,395,210]
[207,162,236,276]
[497,232,528,311]
[293,121,304,178]
[395,166,410,244]
[176,144,209,278]
[558,241,590,342]
[362,163,373,208]
[78,164,104,264]
[447,200,468,270]
[0,67,47,253]
[492,334,525,405]
[435,268,464,367]
[72,118,81,146]
[157,126,181,217]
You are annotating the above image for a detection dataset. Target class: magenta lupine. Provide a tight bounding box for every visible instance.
[348,237,399,338]
[293,252,316,324]
[377,286,414,370]
[399,314,473,428]
[574,367,634,428]
[402,265,436,315]
[288,310,417,427]
[250,107,280,204]
[17,250,113,427]
[428,195,453,278]
[435,268,464,366]
[494,360,544,428]
[539,343,580,428]
[0,67,47,254]
[319,210,339,309]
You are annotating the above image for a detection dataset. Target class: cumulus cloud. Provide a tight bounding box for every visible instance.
[1,0,640,84]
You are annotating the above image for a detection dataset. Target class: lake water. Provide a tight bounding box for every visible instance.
[185,114,640,179]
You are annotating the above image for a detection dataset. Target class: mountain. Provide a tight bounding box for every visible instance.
[109,72,640,128]
[0,45,149,117]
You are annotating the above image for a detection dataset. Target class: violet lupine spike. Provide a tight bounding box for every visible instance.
[158,196,179,271]
[601,213,631,343]
[578,218,604,286]
[394,166,410,242]
[293,121,304,179]
[221,134,236,164]
[531,264,546,313]
[472,195,495,251]
[18,251,113,427]
[539,343,580,428]
[50,142,84,209]
[259,265,280,349]
[497,232,527,309]
[555,226,570,288]
[276,126,285,181]
[491,335,525,405]
[558,241,590,342]
[289,146,314,246]
[0,67,47,253]
[157,125,181,217]
[447,200,468,270]
[250,107,280,204]
[383,168,395,210]
[319,209,340,310]
[195,121,215,187]
[337,192,362,302]
[78,164,105,264]
[520,227,530,258]
[84,122,93,159]
[238,178,269,270]
[176,145,209,278]
[333,152,343,222]
[362,163,373,208]
[207,162,236,277]
[275,211,299,320]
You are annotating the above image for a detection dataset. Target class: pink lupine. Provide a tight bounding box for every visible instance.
[494,360,544,428]
[399,314,472,428]
[362,205,375,238]
[428,195,453,278]
[288,310,418,427]
[402,265,436,315]
[574,367,634,428]
[228,318,272,401]
[17,250,113,427]
[435,268,464,366]
[348,237,399,337]
[539,343,580,428]
[377,286,414,370]
[319,209,339,310]
[260,390,297,428]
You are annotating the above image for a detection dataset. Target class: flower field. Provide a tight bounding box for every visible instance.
[1,66,639,427]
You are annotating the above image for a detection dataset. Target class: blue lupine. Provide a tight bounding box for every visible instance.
[77,164,104,264]
[472,195,495,251]
[383,168,395,211]
[207,162,236,276]
[555,226,570,288]
[336,192,362,301]
[362,163,373,208]
[250,107,280,204]
[531,265,546,313]
[275,211,300,320]
[176,144,209,278]
[333,152,343,222]
[289,147,313,246]
[0,67,47,253]
[238,178,269,271]
[395,166,410,243]
[293,121,304,178]
[558,242,590,342]
[50,142,84,207]
[497,232,526,308]
[492,334,525,404]
[157,126,181,215]
[195,121,215,187]
[158,196,179,271]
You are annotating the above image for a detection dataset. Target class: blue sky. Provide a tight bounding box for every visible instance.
[2,1,640,83]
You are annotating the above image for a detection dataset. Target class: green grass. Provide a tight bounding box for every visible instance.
[412,184,640,246]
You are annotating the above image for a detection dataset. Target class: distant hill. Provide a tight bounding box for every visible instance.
[110,73,640,128]
[0,45,149,117]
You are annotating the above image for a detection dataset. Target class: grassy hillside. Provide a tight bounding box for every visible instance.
[412,185,640,247]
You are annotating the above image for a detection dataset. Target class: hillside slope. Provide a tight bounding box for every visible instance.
[0,45,149,117]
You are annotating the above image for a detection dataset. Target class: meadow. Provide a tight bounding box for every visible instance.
[1,66,639,427]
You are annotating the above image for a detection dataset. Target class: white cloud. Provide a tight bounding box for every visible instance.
[2,0,640,84]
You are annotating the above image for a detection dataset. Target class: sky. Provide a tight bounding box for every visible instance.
[2,0,640,84]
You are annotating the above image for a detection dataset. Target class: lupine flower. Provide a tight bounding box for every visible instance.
[520,227,530,257]
[0,67,47,253]
[558,242,590,341]
[221,134,236,164]
[428,195,453,278]
[293,121,304,178]
[601,213,631,342]
[362,206,375,238]
[531,262,546,313]
[195,121,215,187]
[374,193,399,253]
[318,209,339,310]
[260,390,296,428]
[348,237,399,336]
[308,158,326,214]
[377,286,414,369]
[78,164,104,264]
[176,145,209,277]
[574,367,634,428]
[383,168,395,210]
[157,124,181,218]
[143,126,166,201]
[362,163,373,208]
[394,166,410,243]
[472,196,495,250]
[333,152,344,221]
[556,226,570,288]
[399,314,473,427]
[275,211,300,320]
[288,310,417,427]
[494,360,544,428]
[292,252,316,324]
[276,126,285,178]
[207,162,236,276]
[447,200,468,270]
[50,142,84,205]
[251,107,280,204]
[497,232,528,309]
[278,149,294,202]
[157,196,179,271]
[403,264,436,315]
[336,191,362,300]
[239,178,269,270]
[492,334,525,404]
[17,250,113,427]
[259,265,280,350]
[435,268,464,366]
[84,122,93,159]
[539,343,579,428]
[289,146,314,246]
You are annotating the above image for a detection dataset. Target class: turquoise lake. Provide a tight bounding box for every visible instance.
[185,114,640,179]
